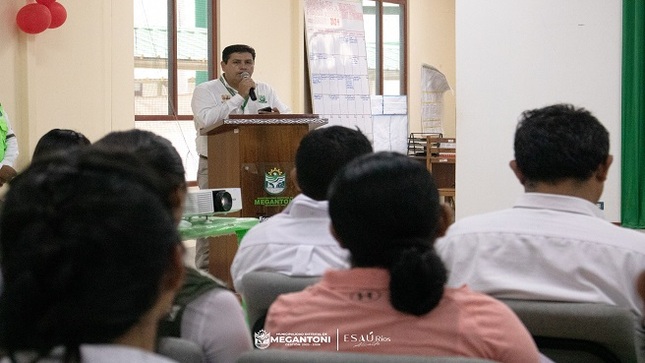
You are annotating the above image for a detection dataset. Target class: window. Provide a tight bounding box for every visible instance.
[362,0,407,95]
[134,0,216,181]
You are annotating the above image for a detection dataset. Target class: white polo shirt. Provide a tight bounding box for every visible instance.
[231,194,350,295]
[436,193,645,317]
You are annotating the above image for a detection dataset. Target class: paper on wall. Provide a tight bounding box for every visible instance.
[421,64,452,134]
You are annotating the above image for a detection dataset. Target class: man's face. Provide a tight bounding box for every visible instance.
[221,52,255,81]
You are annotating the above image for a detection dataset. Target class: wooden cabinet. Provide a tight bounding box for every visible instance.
[426,136,456,211]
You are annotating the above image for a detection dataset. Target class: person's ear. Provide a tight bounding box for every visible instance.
[170,185,187,225]
[509,160,526,185]
[595,155,613,182]
[163,244,186,293]
[435,203,454,239]
[291,168,301,192]
[329,223,345,249]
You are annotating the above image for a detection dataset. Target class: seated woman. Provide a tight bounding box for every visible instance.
[265,152,540,362]
[0,148,185,362]
[94,129,252,363]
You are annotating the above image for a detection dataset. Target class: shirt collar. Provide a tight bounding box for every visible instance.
[514,192,605,219]
[283,194,329,218]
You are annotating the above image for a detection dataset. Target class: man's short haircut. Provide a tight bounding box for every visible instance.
[222,44,256,63]
[514,103,610,183]
[295,125,372,201]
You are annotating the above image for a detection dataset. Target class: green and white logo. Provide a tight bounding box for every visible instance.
[264,167,286,195]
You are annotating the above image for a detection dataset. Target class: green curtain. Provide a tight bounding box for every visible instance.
[621,0,645,228]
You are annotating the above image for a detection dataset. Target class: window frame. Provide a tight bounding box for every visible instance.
[134,0,218,122]
[364,0,408,96]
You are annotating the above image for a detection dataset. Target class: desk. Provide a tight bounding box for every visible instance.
[179,216,259,241]
[179,217,259,288]
[426,136,456,213]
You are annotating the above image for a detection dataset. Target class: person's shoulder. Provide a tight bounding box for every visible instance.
[443,286,519,321]
[442,209,513,235]
[194,78,221,90]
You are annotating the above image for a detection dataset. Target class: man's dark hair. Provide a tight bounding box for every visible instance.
[296,126,372,201]
[222,44,256,63]
[514,103,610,183]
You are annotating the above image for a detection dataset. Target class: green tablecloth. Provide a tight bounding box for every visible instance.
[178,216,259,242]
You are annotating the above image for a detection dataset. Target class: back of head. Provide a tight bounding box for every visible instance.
[328,152,446,316]
[222,44,256,62]
[32,129,91,162]
[94,129,185,189]
[0,148,181,356]
[514,103,609,183]
[295,126,372,200]
[94,129,187,218]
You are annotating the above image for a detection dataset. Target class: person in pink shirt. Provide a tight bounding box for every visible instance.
[265,152,540,363]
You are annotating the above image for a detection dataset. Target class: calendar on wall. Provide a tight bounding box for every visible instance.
[304,0,373,140]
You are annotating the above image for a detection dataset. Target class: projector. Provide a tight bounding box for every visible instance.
[182,188,242,217]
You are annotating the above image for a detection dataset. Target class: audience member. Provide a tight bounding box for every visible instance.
[191,44,291,270]
[0,148,184,362]
[265,152,540,362]
[436,103,645,318]
[32,129,91,161]
[230,126,373,295]
[0,103,19,188]
[94,129,252,363]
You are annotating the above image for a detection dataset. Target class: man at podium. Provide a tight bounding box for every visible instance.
[191,44,291,270]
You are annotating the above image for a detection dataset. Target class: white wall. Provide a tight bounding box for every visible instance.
[408,0,456,137]
[0,0,133,173]
[455,0,622,221]
[219,0,306,113]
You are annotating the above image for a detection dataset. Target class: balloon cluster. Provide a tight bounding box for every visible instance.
[16,0,67,34]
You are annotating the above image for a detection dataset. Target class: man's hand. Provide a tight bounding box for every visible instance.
[258,107,280,115]
[0,165,17,186]
[239,74,256,99]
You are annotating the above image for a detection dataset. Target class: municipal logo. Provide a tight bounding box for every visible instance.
[264,167,286,195]
[254,329,271,349]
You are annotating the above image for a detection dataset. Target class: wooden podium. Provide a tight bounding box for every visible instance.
[200,114,327,218]
[200,114,327,288]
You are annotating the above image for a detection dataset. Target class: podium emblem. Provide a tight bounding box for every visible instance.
[264,167,286,195]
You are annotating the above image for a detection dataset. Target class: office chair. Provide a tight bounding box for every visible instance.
[236,349,498,363]
[500,299,642,363]
[241,271,321,334]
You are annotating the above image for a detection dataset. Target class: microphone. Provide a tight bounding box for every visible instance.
[241,72,257,101]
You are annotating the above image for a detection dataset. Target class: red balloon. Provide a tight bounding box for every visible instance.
[36,0,57,6]
[48,2,67,29]
[16,3,52,34]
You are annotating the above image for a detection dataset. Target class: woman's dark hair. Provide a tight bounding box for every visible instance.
[94,129,187,212]
[328,152,447,316]
[0,148,181,360]
[32,129,91,161]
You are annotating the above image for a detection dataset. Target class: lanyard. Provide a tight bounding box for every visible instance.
[220,77,249,111]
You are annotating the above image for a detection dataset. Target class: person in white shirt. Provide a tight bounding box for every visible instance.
[436,103,645,319]
[191,44,291,270]
[0,148,185,362]
[230,126,373,296]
